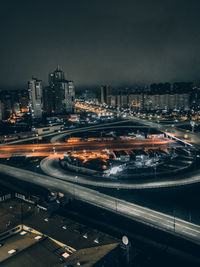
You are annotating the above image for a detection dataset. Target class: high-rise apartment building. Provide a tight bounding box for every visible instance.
[65,80,75,113]
[0,101,3,120]
[107,82,192,111]
[0,89,29,120]
[44,66,75,115]
[27,77,43,119]
[129,93,143,109]
[100,86,112,105]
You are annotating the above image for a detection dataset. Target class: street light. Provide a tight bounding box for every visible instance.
[152,162,157,179]
[115,187,119,212]
[190,120,195,133]
[74,175,78,198]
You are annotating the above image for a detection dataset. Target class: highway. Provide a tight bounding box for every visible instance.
[126,115,200,147]
[0,119,130,146]
[1,115,200,245]
[74,103,200,147]
[0,163,200,245]
[0,120,198,190]
[0,138,174,158]
[79,103,199,147]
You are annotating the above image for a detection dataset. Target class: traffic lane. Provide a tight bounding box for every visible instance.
[78,185,200,242]
[0,163,200,244]
[0,139,174,151]
[117,202,200,240]
[128,115,200,147]
[0,139,174,150]
[50,119,133,143]
[40,157,200,189]
[0,140,174,158]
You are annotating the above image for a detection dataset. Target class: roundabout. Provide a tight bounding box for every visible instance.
[40,156,200,189]
[39,123,200,189]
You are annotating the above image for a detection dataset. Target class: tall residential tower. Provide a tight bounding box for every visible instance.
[27,77,43,119]
[43,66,75,115]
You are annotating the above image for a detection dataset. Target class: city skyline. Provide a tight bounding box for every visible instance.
[1,2,200,266]
[1,0,200,89]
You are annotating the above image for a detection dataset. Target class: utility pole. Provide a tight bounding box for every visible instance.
[21,200,23,225]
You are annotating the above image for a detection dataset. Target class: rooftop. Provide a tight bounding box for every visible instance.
[0,229,70,267]
[23,212,118,251]
[0,199,120,267]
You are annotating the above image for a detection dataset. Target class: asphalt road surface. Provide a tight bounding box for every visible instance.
[0,164,200,245]
[40,157,200,189]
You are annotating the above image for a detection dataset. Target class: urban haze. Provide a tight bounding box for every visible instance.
[0,1,200,267]
[1,0,200,89]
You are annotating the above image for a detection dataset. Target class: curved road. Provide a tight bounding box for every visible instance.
[50,119,133,143]
[40,157,200,189]
[0,163,200,245]
[45,120,200,189]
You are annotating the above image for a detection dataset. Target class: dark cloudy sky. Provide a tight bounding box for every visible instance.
[1,0,200,89]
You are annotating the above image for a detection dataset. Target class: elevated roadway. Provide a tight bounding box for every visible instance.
[0,164,200,245]
[126,115,200,147]
[0,119,129,146]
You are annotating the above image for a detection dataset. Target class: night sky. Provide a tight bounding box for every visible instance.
[1,0,200,89]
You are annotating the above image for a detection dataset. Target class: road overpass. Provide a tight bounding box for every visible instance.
[0,163,200,245]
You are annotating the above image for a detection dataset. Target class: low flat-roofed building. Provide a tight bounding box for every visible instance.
[0,223,120,267]
[61,243,120,267]
[23,212,119,251]
[0,230,72,267]
[0,199,121,267]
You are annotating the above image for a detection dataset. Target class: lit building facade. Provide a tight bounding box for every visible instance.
[108,83,192,111]
[129,93,143,109]
[142,93,190,111]
[44,66,75,115]
[0,101,3,120]
[28,77,43,119]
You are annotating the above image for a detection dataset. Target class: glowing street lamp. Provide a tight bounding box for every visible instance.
[190,120,195,133]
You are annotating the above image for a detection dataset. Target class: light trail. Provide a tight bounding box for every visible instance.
[0,139,175,158]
